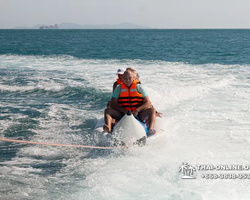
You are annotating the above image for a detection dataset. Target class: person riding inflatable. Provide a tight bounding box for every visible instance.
[113,68,125,91]
[103,68,156,135]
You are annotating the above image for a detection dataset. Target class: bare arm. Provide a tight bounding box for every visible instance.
[112,82,117,92]
[110,97,127,114]
[133,96,151,116]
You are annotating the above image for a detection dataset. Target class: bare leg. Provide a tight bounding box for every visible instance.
[138,107,156,130]
[103,108,122,133]
[106,101,111,108]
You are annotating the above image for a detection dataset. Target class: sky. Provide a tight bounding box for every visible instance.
[0,0,250,29]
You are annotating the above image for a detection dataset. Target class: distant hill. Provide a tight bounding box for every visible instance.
[59,22,149,29]
[12,22,150,29]
[31,24,46,29]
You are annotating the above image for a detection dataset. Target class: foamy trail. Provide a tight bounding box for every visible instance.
[0,55,250,199]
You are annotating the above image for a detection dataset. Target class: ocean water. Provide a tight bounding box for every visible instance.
[0,29,250,200]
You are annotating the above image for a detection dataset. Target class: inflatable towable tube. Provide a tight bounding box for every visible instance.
[94,111,147,146]
[112,111,147,146]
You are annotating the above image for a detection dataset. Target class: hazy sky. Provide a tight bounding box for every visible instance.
[1,0,250,29]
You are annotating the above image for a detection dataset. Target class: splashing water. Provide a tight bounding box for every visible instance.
[0,54,250,200]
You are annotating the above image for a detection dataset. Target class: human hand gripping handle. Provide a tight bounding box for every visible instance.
[132,109,139,117]
[156,111,163,118]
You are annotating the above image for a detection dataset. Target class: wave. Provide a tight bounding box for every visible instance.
[1,53,250,199]
[0,85,111,110]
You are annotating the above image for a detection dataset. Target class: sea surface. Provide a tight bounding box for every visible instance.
[0,29,250,200]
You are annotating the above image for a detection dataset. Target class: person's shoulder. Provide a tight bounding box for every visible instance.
[113,84,121,98]
[136,84,147,97]
[116,84,121,89]
[136,83,143,90]
[114,84,121,93]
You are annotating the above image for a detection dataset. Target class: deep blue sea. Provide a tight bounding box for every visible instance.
[1,29,250,64]
[0,29,250,200]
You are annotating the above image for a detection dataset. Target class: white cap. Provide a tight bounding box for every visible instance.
[116,68,125,75]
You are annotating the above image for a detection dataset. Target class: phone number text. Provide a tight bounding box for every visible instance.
[201,173,250,179]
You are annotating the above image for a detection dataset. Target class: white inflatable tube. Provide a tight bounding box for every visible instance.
[112,112,147,145]
[94,112,164,145]
[94,117,105,134]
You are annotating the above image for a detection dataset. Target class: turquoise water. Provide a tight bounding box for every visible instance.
[0,30,250,200]
[1,29,250,64]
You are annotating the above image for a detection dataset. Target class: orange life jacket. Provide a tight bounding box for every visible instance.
[116,78,122,85]
[118,80,144,111]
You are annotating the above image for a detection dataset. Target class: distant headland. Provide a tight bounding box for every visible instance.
[39,24,59,29]
[11,22,150,29]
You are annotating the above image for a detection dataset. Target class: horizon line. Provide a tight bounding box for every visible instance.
[1,28,250,30]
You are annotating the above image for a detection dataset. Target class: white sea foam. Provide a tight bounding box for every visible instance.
[1,55,250,199]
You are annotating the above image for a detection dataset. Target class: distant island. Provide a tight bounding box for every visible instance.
[12,22,150,29]
[40,24,59,29]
